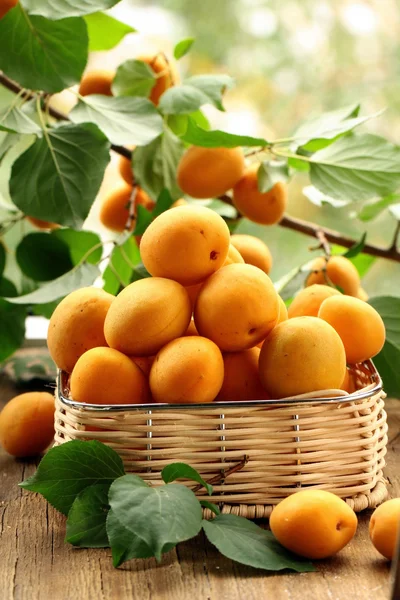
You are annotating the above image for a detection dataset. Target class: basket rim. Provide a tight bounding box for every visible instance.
[57,360,383,413]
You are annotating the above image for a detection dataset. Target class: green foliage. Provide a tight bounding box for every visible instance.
[16,232,74,281]
[66,484,110,548]
[257,161,289,193]
[0,299,26,362]
[0,102,42,135]
[84,13,135,52]
[358,194,400,222]
[181,118,268,147]
[133,188,174,235]
[174,38,195,60]
[368,296,400,398]
[112,60,156,98]
[0,242,5,277]
[159,74,234,114]
[52,229,102,265]
[22,0,122,20]
[161,462,213,495]
[102,237,141,295]
[342,233,366,259]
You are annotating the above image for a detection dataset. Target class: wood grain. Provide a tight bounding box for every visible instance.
[0,373,398,600]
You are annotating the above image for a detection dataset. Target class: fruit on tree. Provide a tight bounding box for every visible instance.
[104,277,191,356]
[177,146,245,198]
[217,347,267,401]
[230,233,272,274]
[232,164,287,225]
[117,154,134,186]
[194,263,280,351]
[288,284,341,318]
[70,347,150,404]
[47,287,114,373]
[306,255,360,297]
[140,205,230,285]
[27,216,59,230]
[223,244,244,266]
[258,316,346,398]
[78,70,115,96]
[150,336,224,403]
[0,392,55,457]
[369,498,400,560]
[277,295,288,323]
[138,54,178,105]
[318,295,386,364]
[0,0,18,20]
[99,183,154,233]
[270,490,358,559]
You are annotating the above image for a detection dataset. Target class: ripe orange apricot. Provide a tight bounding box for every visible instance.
[177,146,245,199]
[277,295,288,323]
[78,70,115,96]
[138,54,177,105]
[130,355,155,376]
[223,244,244,266]
[230,234,272,273]
[47,287,114,373]
[185,282,203,311]
[369,498,400,560]
[140,205,230,285]
[99,183,154,233]
[150,336,224,404]
[104,277,191,356]
[288,284,341,319]
[27,216,59,230]
[306,255,360,297]
[171,198,187,208]
[217,347,267,401]
[0,0,18,20]
[356,287,369,301]
[318,296,385,364]
[341,368,356,394]
[0,392,55,457]
[71,347,150,405]
[118,154,134,186]
[270,490,358,559]
[259,317,346,398]
[194,263,279,351]
[232,164,287,225]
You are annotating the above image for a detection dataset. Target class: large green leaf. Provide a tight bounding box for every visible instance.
[368,296,400,398]
[257,161,289,193]
[102,236,141,295]
[84,12,135,51]
[358,193,400,222]
[106,508,154,567]
[10,123,110,229]
[16,232,73,281]
[181,118,268,148]
[159,75,234,114]
[0,6,88,93]
[161,463,213,495]
[70,96,163,146]
[0,102,42,135]
[22,0,122,20]
[51,229,102,265]
[0,299,26,362]
[66,484,110,548]
[112,60,156,98]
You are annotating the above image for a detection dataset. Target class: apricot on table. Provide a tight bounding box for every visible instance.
[194,263,280,351]
[217,347,267,401]
[270,490,358,559]
[71,347,150,405]
[230,234,272,274]
[306,255,360,297]
[150,336,224,404]
[78,70,115,97]
[99,183,154,233]
[0,392,55,457]
[138,54,178,105]
[140,205,230,285]
[177,146,245,199]
[27,216,59,230]
[47,287,114,373]
[369,498,400,560]
[258,316,346,398]
[0,0,18,20]
[104,277,191,356]
[288,284,341,319]
[232,164,287,225]
[318,295,385,364]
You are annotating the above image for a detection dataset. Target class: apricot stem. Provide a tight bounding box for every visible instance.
[192,455,249,493]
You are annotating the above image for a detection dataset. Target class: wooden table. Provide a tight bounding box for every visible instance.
[0,373,399,600]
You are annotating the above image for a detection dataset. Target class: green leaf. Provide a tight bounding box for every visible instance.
[2,347,57,382]
[20,440,125,516]
[368,296,400,399]
[16,233,74,281]
[161,463,213,495]
[257,161,289,193]
[167,110,210,136]
[274,266,311,301]
[132,204,153,236]
[389,204,400,221]
[343,233,366,259]
[292,104,360,151]
[22,0,122,20]
[0,102,42,135]
[108,476,203,562]
[66,484,109,548]
[0,6,88,93]
[5,262,99,304]
[70,96,163,147]
[84,12,135,52]
[0,299,26,362]
[102,236,140,295]
[52,229,102,265]
[153,188,174,217]
[358,194,400,222]
[0,277,17,297]
[200,501,220,516]
[181,118,268,148]
[112,59,156,98]
[32,300,60,319]
[106,508,153,567]
[348,253,375,278]
[288,156,309,172]
[0,242,5,278]
[130,263,151,283]
[202,514,315,572]
[174,38,195,60]
[303,185,349,209]
[205,199,237,219]
[10,123,110,229]
[159,75,234,114]
[308,134,400,202]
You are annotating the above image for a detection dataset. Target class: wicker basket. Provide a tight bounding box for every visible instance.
[54,360,388,518]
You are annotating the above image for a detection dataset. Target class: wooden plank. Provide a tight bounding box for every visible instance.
[0,374,398,600]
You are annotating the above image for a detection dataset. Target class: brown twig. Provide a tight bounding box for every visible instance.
[192,455,249,493]
[315,229,331,258]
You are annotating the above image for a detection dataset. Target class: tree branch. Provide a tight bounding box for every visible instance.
[1,71,400,263]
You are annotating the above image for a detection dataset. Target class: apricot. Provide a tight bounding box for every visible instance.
[71,347,150,405]
[177,146,245,199]
[318,296,385,364]
[104,277,191,356]
[232,165,287,225]
[0,0,18,20]
[217,347,267,401]
[185,282,203,311]
[171,198,187,208]
[138,54,177,105]
[194,263,279,351]
[27,216,59,230]
[150,336,224,404]
[140,205,230,285]
[99,183,154,233]
[270,490,358,559]
[306,255,360,297]
[223,244,244,266]
[47,287,114,373]
[78,70,115,97]
[277,295,288,324]
[288,284,341,319]
[341,368,356,394]
[258,317,346,398]
[118,154,134,186]
[0,392,55,457]
[130,355,155,376]
[230,234,272,274]
[369,498,400,560]
[356,287,369,301]
[185,319,199,336]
